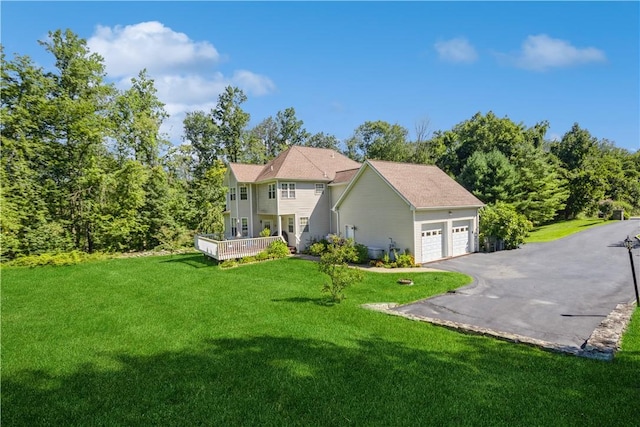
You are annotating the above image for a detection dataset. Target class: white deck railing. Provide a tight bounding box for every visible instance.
[195,235,285,261]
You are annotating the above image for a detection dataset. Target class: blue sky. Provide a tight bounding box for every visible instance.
[2,1,639,152]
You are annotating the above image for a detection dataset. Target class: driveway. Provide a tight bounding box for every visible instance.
[391,221,640,350]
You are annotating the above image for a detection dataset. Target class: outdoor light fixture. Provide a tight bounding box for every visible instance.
[623,236,639,306]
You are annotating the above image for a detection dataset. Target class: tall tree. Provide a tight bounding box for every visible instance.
[458,149,519,205]
[183,110,219,176]
[345,120,411,162]
[551,124,606,218]
[39,29,115,252]
[305,132,339,150]
[211,86,250,163]
[275,107,309,149]
[111,69,168,167]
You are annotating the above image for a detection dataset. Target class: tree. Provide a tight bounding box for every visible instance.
[38,29,116,252]
[551,124,607,218]
[318,236,364,302]
[275,107,309,148]
[111,69,168,167]
[480,203,532,250]
[458,149,518,205]
[345,120,411,162]
[212,86,250,163]
[305,132,339,150]
[183,110,219,176]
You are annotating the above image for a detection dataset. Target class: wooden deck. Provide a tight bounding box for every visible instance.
[194,235,285,261]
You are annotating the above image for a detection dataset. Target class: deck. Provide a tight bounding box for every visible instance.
[194,235,286,261]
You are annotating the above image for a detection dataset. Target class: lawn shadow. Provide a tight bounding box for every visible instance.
[160,253,219,268]
[271,296,337,306]
[3,335,638,426]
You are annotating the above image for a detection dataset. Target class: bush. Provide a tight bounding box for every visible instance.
[318,237,364,302]
[265,240,290,259]
[259,228,271,238]
[480,202,532,250]
[394,251,417,268]
[7,251,110,268]
[354,243,369,264]
[309,242,326,256]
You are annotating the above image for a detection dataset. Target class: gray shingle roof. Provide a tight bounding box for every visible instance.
[366,160,484,209]
[230,146,361,183]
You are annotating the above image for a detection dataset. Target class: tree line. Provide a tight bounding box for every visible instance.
[2,29,639,260]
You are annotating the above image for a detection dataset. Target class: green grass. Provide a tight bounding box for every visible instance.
[2,254,639,426]
[525,218,611,243]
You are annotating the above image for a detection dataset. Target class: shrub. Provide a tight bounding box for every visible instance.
[354,243,369,264]
[7,251,110,268]
[395,251,417,268]
[265,240,290,259]
[220,259,238,269]
[318,238,364,302]
[259,228,271,237]
[480,202,533,250]
[309,242,326,256]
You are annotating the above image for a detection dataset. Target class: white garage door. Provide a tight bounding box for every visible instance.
[421,225,444,262]
[452,224,470,256]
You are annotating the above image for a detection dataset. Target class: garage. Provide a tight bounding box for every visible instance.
[452,222,470,256]
[421,224,444,262]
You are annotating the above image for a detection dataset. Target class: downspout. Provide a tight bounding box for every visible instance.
[249,184,254,237]
[276,180,282,237]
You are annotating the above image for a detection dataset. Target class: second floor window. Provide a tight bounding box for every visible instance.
[268,183,276,199]
[240,186,248,200]
[281,183,296,199]
[231,217,238,236]
[315,183,325,195]
[229,188,236,201]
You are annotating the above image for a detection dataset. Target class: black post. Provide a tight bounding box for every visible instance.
[624,236,640,306]
[628,248,640,306]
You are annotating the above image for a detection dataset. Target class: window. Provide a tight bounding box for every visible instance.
[240,186,248,200]
[288,218,294,233]
[231,217,238,237]
[241,218,248,237]
[299,217,309,233]
[315,183,325,195]
[268,183,276,200]
[229,187,236,201]
[281,182,296,199]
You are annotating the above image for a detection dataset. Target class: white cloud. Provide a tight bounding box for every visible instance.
[88,21,220,77]
[231,70,276,97]
[434,37,478,63]
[509,34,606,71]
[88,21,276,144]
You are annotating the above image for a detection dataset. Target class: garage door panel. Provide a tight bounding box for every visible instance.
[421,224,444,262]
[452,224,470,256]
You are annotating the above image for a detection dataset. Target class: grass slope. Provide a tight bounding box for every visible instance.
[2,254,639,426]
[525,218,611,243]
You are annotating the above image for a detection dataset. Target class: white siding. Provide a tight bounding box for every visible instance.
[277,181,332,251]
[329,183,348,234]
[336,167,414,256]
[412,208,479,262]
[256,182,277,215]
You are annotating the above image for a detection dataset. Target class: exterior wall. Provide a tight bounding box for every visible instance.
[412,208,479,262]
[336,167,414,257]
[225,174,255,238]
[329,183,348,234]
[278,181,331,250]
[256,182,277,215]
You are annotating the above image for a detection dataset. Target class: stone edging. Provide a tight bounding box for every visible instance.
[361,302,636,361]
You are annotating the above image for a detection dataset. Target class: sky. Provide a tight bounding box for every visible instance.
[2,1,639,152]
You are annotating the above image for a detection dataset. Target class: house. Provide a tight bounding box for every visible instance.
[333,160,484,263]
[222,146,483,263]
[224,146,361,249]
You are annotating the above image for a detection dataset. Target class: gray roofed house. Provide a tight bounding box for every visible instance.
[222,147,483,263]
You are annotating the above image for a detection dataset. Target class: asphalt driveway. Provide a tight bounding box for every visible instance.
[392,221,640,350]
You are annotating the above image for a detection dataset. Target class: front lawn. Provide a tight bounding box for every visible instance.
[2,255,639,425]
[525,218,611,243]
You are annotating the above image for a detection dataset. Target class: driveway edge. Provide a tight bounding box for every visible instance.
[362,302,636,361]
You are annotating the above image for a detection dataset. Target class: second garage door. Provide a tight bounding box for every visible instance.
[452,223,470,256]
[421,225,444,262]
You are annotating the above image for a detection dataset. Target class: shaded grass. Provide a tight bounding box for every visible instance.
[2,254,639,426]
[525,218,611,243]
